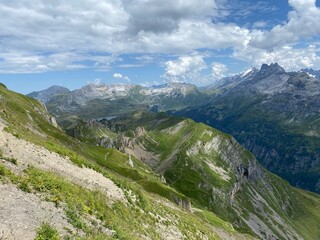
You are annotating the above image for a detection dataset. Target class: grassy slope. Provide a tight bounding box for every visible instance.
[71,111,320,240]
[174,92,320,192]
[0,84,257,239]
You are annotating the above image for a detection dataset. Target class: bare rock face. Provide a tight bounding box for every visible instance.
[173,196,191,212]
[160,175,166,183]
[49,116,59,128]
[119,135,134,150]
[174,63,320,193]
[134,126,146,138]
[98,136,115,148]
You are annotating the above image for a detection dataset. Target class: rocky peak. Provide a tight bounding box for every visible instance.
[27,85,70,103]
[258,63,285,77]
[142,82,197,97]
[241,67,259,78]
[287,71,318,91]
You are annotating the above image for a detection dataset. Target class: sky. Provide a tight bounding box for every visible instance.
[0,0,320,94]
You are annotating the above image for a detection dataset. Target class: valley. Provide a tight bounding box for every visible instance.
[2,1,320,239]
[1,76,320,239]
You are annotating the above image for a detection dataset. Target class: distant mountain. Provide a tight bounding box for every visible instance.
[173,63,320,193]
[27,65,320,194]
[28,82,209,127]
[203,67,258,94]
[28,85,70,103]
[301,68,320,80]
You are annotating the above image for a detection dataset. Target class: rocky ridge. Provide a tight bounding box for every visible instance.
[173,63,320,193]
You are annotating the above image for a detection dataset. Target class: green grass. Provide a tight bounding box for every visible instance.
[0,163,6,176]
[35,223,60,240]
[3,166,237,239]
[13,167,144,238]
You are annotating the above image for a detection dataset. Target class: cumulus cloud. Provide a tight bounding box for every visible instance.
[231,0,320,70]
[0,0,129,52]
[212,63,228,79]
[113,73,130,82]
[249,0,320,50]
[123,0,218,34]
[163,53,207,83]
[0,0,319,73]
[234,44,320,71]
[138,20,250,53]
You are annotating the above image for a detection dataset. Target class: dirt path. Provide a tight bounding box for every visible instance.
[0,121,126,204]
[0,184,75,240]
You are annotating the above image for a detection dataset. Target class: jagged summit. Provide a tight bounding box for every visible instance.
[174,62,320,195]
[258,63,285,77]
[142,82,197,97]
[232,63,320,95]
[78,83,137,99]
[301,68,320,79]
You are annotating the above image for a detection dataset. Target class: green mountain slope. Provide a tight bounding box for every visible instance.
[0,83,259,239]
[2,82,320,239]
[173,63,320,193]
[67,111,320,240]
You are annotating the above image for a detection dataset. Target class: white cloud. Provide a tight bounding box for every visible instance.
[137,20,250,53]
[212,63,228,79]
[234,44,320,71]
[88,78,104,85]
[231,0,320,70]
[163,53,207,83]
[113,73,123,79]
[249,0,320,50]
[123,0,219,34]
[252,21,269,29]
[0,51,118,73]
[0,0,319,74]
[113,73,130,82]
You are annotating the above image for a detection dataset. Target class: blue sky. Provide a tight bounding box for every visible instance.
[0,0,320,94]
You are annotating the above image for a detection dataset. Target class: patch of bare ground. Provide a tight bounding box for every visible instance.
[0,183,76,240]
[0,121,126,204]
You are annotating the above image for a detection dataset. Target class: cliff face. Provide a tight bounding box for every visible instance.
[174,63,320,193]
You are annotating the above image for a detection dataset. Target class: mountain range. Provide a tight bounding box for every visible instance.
[28,63,320,194]
[28,82,208,128]
[2,82,320,239]
[173,63,320,193]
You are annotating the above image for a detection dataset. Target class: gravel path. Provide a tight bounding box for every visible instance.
[0,120,127,239]
[0,121,126,204]
[0,184,75,240]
